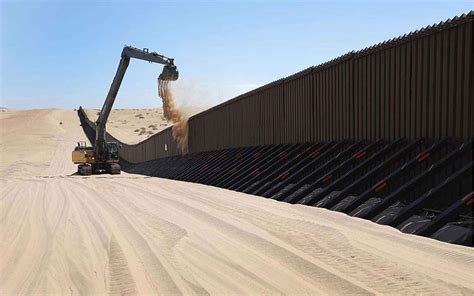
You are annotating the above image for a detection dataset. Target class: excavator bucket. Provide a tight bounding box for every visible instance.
[159,65,179,81]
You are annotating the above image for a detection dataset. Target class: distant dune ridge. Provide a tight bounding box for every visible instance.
[83,81,203,148]
[84,106,202,145]
[1,108,474,295]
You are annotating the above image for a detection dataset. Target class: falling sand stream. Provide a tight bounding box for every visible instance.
[158,79,188,153]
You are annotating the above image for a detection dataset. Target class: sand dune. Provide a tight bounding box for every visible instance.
[84,107,203,144]
[1,109,473,295]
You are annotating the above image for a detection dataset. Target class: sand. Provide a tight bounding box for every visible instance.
[1,109,473,295]
[84,107,203,145]
[158,79,188,152]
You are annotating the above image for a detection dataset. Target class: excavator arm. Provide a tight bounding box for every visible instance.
[95,46,178,162]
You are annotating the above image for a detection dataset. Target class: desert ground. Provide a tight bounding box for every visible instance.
[1,108,473,295]
[84,107,203,144]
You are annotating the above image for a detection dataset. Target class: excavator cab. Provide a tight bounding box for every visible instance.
[106,142,119,161]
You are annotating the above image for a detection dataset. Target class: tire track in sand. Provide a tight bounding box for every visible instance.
[64,179,183,295]
[105,178,373,295]
[107,235,138,295]
[182,192,457,294]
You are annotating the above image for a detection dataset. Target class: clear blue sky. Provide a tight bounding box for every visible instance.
[1,1,472,109]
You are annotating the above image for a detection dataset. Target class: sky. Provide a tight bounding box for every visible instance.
[0,0,472,109]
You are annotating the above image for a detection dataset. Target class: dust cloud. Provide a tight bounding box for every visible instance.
[157,78,188,153]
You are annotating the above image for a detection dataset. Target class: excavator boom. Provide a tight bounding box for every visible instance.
[95,46,179,163]
[73,45,178,175]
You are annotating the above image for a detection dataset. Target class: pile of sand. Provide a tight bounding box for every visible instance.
[1,109,473,295]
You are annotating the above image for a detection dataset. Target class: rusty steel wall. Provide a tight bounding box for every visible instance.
[350,18,472,141]
[79,12,472,163]
[188,12,472,153]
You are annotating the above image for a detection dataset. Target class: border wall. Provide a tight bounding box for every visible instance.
[188,12,472,152]
[80,12,472,164]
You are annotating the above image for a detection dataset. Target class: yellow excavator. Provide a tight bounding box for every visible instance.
[72,46,179,175]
